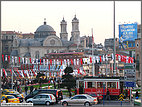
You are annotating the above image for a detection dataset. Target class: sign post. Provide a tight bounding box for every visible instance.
[119,93,124,106]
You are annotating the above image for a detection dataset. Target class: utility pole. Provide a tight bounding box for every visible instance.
[113,1,116,76]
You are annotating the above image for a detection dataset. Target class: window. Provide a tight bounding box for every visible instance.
[97,82,103,88]
[35,51,39,59]
[79,96,87,99]
[41,95,49,98]
[32,90,38,95]
[107,82,116,88]
[72,96,80,99]
[87,82,92,88]
[7,96,15,99]
[34,95,41,99]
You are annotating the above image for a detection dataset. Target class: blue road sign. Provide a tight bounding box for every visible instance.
[125,82,136,87]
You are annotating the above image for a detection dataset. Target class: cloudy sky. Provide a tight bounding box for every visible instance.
[1,1,141,44]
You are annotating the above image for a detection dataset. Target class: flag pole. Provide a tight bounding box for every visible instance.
[113,1,116,76]
[92,28,94,76]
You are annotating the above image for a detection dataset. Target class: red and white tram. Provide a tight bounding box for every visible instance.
[76,77,130,99]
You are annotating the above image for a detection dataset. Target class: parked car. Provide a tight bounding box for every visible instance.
[26,93,56,106]
[60,94,98,106]
[1,95,20,103]
[2,89,24,99]
[2,89,16,94]
[25,89,63,103]
[5,93,23,103]
[87,93,103,103]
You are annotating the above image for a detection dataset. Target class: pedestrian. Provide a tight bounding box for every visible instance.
[2,98,6,103]
[30,85,34,93]
[75,88,77,95]
[135,90,139,99]
[5,97,8,103]
[17,85,20,92]
[106,89,110,100]
[25,85,28,95]
[125,89,129,101]
[53,80,56,89]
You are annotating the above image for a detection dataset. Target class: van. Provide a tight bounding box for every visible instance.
[25,89,63,103]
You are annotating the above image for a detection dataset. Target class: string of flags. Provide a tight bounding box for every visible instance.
[1,53,134,78]
[1,53,134,65]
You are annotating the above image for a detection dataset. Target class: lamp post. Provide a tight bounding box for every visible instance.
[113,1,116,76]
[103,82,105,105]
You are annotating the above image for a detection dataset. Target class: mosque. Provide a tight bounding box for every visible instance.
[11,15,84,59]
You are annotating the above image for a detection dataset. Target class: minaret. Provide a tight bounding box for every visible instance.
[60,17,68,41]
[71,15,80,45]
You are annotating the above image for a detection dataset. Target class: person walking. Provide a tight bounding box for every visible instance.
[30,85,34,93]
[2,98,6,103]
[5,97,8,103]
[106,89,110,100]
[17,85,20,92]
[135,90,139,99]
[125,89,129,101]
[25,85,28,95]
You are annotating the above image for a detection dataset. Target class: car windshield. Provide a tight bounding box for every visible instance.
[7,96,15,99]
[32,90,38,95]
[16,94,22,97]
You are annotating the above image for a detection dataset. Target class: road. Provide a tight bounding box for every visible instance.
[26,100,134,106]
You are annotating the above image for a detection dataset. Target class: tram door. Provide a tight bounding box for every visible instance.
[120,82,124,93]
[79,81,84,94]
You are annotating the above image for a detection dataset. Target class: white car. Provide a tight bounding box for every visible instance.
[26,93,56,106]
[61,94,98,106]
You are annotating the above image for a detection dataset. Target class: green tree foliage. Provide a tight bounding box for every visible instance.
[60,67,76,97]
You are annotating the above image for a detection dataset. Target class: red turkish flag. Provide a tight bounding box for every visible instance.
[77,69,80,74]
[40,59,42,65]
[50,59,52,65]
[49,65,50,71]
[2,54,4,62]
[61,59,62,65]
[9,69,12,75]
[19,57,21,64]
[31,69,36,76]
[90,57,92,63]
[80,58,83,65]
[29,58,32,63]
[8,56,10,62]
[99,56,102,62]
[71,59,73,65]
[16,70,21,77]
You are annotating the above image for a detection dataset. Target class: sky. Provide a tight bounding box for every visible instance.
[1,1,141,45]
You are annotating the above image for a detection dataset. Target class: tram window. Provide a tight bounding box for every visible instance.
[97,82,104,88]
[111,82,116,88]
[107,82,116,88]
[92,82,96,88]
[88,82,92,88]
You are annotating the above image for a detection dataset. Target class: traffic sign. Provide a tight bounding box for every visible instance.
[124,63,135,69]
[125,82,136,87]
[119,93,124,101]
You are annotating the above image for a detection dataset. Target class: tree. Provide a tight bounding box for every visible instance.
[34,72,45,88]
[60,67,76,97]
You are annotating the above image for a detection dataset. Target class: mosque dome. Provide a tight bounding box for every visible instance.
[34,18,56,38]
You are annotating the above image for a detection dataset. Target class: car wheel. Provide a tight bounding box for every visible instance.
[28,101,32,103]
[46,101,50,106]
[62,101,68,106]
[84,102,90,106]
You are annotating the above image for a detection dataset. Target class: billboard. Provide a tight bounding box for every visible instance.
[119,23,137,49]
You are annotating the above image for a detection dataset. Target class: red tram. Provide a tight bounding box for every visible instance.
[76,77,131,99]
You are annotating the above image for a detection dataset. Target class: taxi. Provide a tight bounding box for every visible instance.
[2,89,16,94]
[1,95,20,103]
